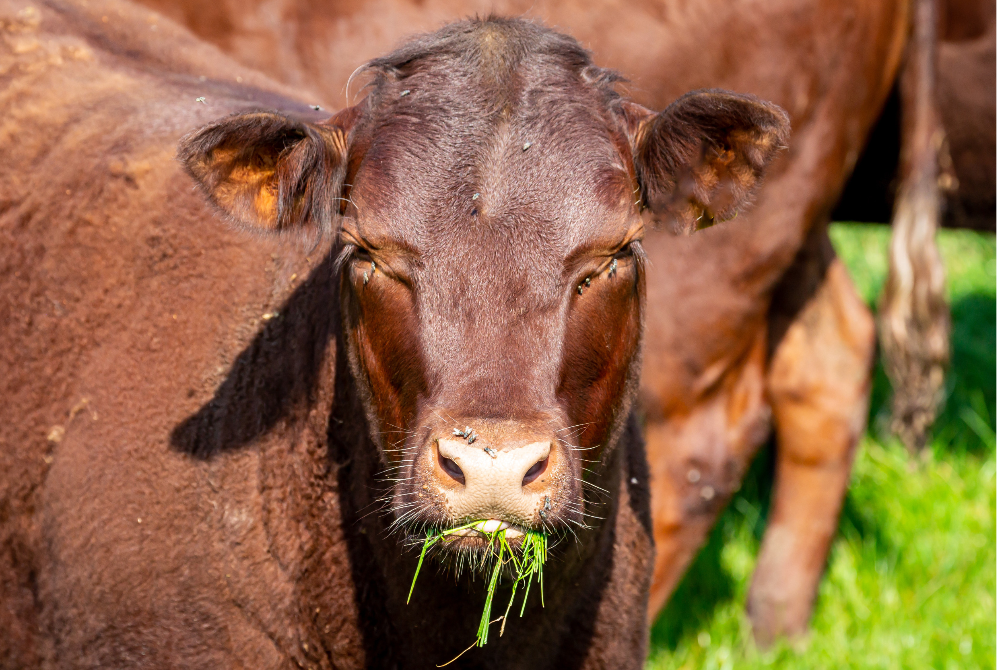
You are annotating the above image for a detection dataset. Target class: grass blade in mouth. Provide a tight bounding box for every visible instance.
[407,522,549,650]
[477,549,505,645]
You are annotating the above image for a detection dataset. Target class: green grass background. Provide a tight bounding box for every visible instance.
[646,224,996,669]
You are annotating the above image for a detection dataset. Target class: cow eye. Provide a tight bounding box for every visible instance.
[605,240,644,273]
[352,246,373,264]
[571,240,643,297]
[335,244,373,285]
[338,244,366,267]
[340,244,415,290]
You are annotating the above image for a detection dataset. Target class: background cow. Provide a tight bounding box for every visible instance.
[0,1,789,667]
[834,0,995,232]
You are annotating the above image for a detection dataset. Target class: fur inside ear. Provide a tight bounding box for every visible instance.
[631,90,790,234]
[178,111,350,234]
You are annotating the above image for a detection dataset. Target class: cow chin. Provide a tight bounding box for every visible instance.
[389,419,585,555]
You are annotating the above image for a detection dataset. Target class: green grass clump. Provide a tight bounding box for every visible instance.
[647,439,995,669]
[408,521,548,651]
[646,224,995,668]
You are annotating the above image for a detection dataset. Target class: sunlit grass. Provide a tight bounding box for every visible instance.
[647,224,996,669]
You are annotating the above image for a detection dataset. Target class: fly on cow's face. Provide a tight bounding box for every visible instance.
[609,258,617,277]
[539,496,553,519]
[453,426,477,442]
[363,271,369,285]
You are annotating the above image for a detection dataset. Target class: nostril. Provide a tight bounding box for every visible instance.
[522,456,548,486]
[438,452,466,485]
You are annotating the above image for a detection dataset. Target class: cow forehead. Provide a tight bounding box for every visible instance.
[349,118,636,263]
[345,38,638,262]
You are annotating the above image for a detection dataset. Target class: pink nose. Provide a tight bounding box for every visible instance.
[434,438,551,524]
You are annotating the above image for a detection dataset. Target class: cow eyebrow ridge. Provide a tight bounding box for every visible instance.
[562,221,645,276]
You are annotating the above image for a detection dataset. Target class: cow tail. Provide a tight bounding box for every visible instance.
[878,0,951,452]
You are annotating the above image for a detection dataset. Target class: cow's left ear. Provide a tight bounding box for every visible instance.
[627,90,790,234]
[178,109,354,234]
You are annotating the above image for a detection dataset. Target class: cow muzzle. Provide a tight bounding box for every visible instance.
[416,425,573,533]
[434,437,550,525]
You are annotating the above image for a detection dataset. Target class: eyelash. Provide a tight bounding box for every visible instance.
[624,240,646,271]
[334,243,359,276]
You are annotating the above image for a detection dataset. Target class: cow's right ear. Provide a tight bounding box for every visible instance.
[178,110,353,233]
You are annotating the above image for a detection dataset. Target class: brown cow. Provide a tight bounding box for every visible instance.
[0,1,788,667]
[936,0,995,230]
[133,0,908,643]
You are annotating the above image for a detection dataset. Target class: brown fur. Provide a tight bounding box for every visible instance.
[0,3,788,668]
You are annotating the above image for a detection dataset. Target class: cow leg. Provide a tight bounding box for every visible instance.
[644,419,728,621]
[747,233,875,644]
[646,330,771,622]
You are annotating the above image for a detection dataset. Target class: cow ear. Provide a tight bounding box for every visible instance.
[178,110,353,234]
[629,90,790,234]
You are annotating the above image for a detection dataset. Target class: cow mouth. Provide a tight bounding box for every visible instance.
[404,518,536,556]
[404,516,548,588]
[440,519,526,542]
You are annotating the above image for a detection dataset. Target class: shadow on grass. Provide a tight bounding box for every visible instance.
[836,483,895,560]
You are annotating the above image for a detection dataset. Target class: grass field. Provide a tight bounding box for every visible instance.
[646,223,996,669]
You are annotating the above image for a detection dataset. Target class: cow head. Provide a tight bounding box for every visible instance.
[179,19,788,558]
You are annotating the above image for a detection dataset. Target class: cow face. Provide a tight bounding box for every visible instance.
[180,19,788,555]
